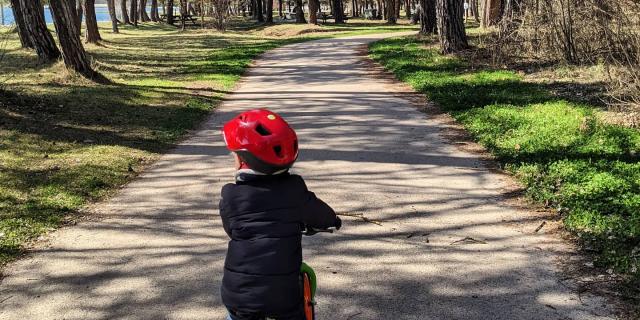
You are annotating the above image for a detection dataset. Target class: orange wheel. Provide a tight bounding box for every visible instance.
[302,273,315,320]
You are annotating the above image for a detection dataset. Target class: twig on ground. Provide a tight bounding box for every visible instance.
[337,212,383,226]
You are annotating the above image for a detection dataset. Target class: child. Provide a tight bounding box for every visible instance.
[219,109,342,320]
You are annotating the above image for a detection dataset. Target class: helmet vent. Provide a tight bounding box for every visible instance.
[273,145,283,157]
[255,124,271,136]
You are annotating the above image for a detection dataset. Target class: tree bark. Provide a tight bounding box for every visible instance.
[436,0,468,53]
[83,0,102,42]
[395,0,400,18]
[9,0,34,48]
[139,0,150,21]
[130,0,138,26]
[166,0,174,24]
[470,0,479,22]
[107,0,119,32]
[333,0,344,22]
[278,0,283,17]
[294,0,305,23]
[309,0,319,23]
[265,0,273,23]
[19,0,60,61]
[405,0,411,18]
[420,0,436,33]
[150,0,159,21]
[120,0,131,23]
[49,0,98,79]
[386,0,396,23]
[482,0,501,27]
[256,0,264,22]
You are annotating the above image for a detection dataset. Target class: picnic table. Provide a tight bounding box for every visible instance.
[320,12,349,24]
[160,14,198,25]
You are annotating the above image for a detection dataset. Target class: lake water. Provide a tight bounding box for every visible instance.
[0,5,158,26]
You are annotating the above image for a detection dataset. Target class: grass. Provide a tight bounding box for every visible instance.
[369,36,640,280]
[0,20,416,267]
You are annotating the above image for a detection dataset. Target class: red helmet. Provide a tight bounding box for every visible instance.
[222,109,298,174]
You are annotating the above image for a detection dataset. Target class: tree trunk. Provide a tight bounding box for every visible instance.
[83,0,102,42]
[482,0,501,27]
[130,0,138,26]
[293,0,305,23]
[120,0,131,23]
[256,0,264,22]
[107,0,119,32]
[9,0,34,48]
[436,0,468,53]
[471,0,479,22]
[309,0,319,23]
[278,0,283,17]
[49,0,98,79]
[386,0,396,23]
[19,0,60,61]
[405,0,411,18]
[139,0,150,21]
[166,0,174,24]
[150,0,159,21]
[179,0,186,30]
[395,0,400,18]
[265,0,273,23]
[333,0,344,22]
[420,0,436,33]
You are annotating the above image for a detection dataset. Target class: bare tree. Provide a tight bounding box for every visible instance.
[83,0,102,42]
[265,0,273,23]
[18,0,60,61]
[333,0,345,22]
[436,0,468,53]
[294,0,305,22]
[49,0,98,79]
[139,0,150,21]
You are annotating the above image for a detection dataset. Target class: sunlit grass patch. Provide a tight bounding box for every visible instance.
[370,36,640,279]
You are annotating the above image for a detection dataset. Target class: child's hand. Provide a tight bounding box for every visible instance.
[335,217,342,230]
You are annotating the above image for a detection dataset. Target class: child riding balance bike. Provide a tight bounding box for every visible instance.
[219,109,341,320]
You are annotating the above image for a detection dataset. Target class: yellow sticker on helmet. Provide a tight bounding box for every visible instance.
[267,114,276,120]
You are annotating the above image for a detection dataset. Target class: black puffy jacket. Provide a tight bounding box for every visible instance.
[219,172,340,320]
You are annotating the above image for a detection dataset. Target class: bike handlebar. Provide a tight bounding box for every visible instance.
[302,226,335,236]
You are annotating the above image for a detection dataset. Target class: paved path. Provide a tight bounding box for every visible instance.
[0,34,614,320]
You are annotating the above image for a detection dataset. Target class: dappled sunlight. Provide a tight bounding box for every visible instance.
[0,33,614,319]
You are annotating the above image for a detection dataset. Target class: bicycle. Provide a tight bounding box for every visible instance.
[300,226,335,320]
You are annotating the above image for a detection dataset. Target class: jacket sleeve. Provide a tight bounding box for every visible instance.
[219,185,232,238]
[297,177,340,229]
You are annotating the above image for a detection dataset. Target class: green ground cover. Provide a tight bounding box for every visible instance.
[369,36,640,280]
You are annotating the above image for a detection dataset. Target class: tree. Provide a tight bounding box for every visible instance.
[75,0,83,33]
[254,0,264,22]
[386,0,396,23]
[150,0,159,21]
[107,0,119,32]
[293,0,305,22]
[120,0,131,23]
[130,0,138,26]
[470,0,479,22]
[308,0,320,24]
[166,0,174,24]
[333,0,344,23]
[482,0,501,27]
[139,0,150,21]
[9,0,33,48]
[265,0,273,23]
[436,0,468,53]
[84,0,102,42]
[49,0,98,79]
[18,0,60,61]
[419,0,436,34]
